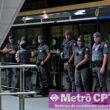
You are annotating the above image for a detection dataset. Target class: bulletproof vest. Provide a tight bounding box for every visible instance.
[92,41,105,61]
[5,43,18,62]
[18,49,31,64]
[63,39,75,59]
[37,44,48,61]
[74,46,87,65]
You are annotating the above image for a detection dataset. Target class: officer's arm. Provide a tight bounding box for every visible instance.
[9,45,19,54]
[60,41,64,57]
[102,54,108,69]
[15,55,20,63]
[78,54,89,66]
[68,54,74,64]
[31,50,37,57]
[68,44,76,63]
[101,43,108,69]
[2,47,12,53]
[44,52,51,63]
[15,51,20,63]
[8,50,16,54]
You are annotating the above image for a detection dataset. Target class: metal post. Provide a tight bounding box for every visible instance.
[19,66,25,110]
[0,64,2,110]
[0,64,37,110]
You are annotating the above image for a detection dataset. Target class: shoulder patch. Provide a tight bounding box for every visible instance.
[74,42,76,46]
[85,48,89,51]
[104,44,108,48]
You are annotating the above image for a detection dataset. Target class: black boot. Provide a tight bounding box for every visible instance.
[41,88,49,96]
[36,88,45,95]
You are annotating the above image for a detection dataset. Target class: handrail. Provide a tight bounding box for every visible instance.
[0,64,37,110]
[0,64,37,69]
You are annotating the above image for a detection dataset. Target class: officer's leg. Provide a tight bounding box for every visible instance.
[15,69,20,89]
[24,69,32,91]
[92,67,99,92]
[36,68,41,88]
[81,67,89,92]
[67,64,75,92]
[25,75,32,91]
[95,67,104,92]
[75,69,82,92]
[96,67,107,92]
[7,68,12,87]
[11,68,17,88]
[39,65,49,94]
[64,65,72,92]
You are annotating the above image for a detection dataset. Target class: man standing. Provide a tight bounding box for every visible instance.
[32,35,51,96]
[73,36,90,92]
[2,35,18,88]
[92,32,108,92]
[61,31,76,92]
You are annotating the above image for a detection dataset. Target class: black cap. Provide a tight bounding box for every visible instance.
[65,30,72,36]
[8,36,14,39]
[38,35,45,40]
[93,32,101,38]
[77,35,84,42]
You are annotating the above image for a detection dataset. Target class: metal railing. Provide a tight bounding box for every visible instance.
[0,63,37,110]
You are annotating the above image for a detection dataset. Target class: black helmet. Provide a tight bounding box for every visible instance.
[77,35,84,42]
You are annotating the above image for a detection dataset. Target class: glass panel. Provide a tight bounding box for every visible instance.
[79,23,96,45]
[27,27,41,39]
[51,26,62,37]
[63,25,73,36]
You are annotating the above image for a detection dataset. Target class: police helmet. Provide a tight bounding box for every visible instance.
[77,35,84,42]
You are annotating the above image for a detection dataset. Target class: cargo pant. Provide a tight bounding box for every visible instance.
[38,64,49,89]
[92,66,107,92]
[64,63,75,92]
[75,67,89,92]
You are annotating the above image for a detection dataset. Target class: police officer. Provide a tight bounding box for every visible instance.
[15,41,32,91]
[2,36,18,88]
[61,30,76,92]
[73,36,90,92]
[92,32,108,92]
[32,35,51,96]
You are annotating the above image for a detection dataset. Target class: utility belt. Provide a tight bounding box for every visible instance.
[92,61,103,67]
[63,58,69,63]
[63,58,74,66]
[75,63,89,70]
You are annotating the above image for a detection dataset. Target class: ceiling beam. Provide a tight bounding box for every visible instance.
[18,0,110,16]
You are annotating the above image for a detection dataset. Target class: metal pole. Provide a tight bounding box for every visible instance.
[0,64,37,110]
[0,91,36,95]
[0,64,2,110]
[19,66,25,110]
